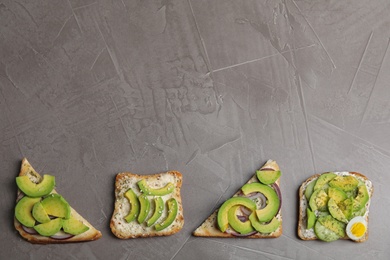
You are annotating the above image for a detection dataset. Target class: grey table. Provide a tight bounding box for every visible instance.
[1,0,389,259]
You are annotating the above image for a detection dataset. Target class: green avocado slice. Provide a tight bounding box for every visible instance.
[317,215,346,238]
[304,180,316,201]
[256,170,281,185]
[137,179,174,196]
[41,194,71,219]
[146,197,164,227]
[228,205,255,234]
[217,197,256,232]
[15,196,41,227]
[241,182,280,222]
[353,185,369,212]
[313,173,337,191]
[328,187,347,204]
[16,174,55,198]
[137,194,150,224]
[306,208,316,229]
[63,217,89,235]
[34,217,64,237]
[124,189,140,223]
[32,202,51,223]
[309,189,328,212]
[249,212,280,233]
[328,198,348,223]
[351,206,366,218]
[155,198,178,231]
[314,220,340,242]
[338,198,353,220]
[329,175,359,192]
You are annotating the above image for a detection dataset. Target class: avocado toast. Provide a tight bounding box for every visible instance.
[298,171,373,242]
[110,171,184,238]
[14,158,102,244]
[193,160,282,238]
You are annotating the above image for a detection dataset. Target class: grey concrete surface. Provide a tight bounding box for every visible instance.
[1,0,389,259]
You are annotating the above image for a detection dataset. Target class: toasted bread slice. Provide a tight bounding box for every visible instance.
[298,171,373,242]
[110,171,184,239]
[14,158,102,244]
[193,160,282,238]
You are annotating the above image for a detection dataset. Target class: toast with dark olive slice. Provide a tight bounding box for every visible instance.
[110,171,184,238]
[193,160,282,238]
[14,158,102,244]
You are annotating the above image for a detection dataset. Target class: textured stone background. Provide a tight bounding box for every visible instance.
[1,0,390,259]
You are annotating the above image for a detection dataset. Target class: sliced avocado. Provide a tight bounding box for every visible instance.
[353,185,369,211]
[16,174,55,198]
[32,202,50,223]
[328,198,347,223]
[338,198,353,220]
[329,175,359,192]
[155,198,178,231]
[124,189,140,223]
[309,189,328,212]
[317,210,331,218]
[351,206,366,218]
[137,179,174,196]
[228,205,255,234]
[314,220,340,242]
[345,189,358,198]
[306,208,316,229]
[256,170,281,185]
[328,187,347,204]
[41,194,71,219]
[241,182,280,222]
[313,173,337,191]
[63,217,89,235]
[34,217,64,236]
[249,212,280,233]
[15,196,41,227]
[217,197,256,232]
[317,215,346,238]
[304,180,316,201]
[146,197,164,227]
[137,194,150,224]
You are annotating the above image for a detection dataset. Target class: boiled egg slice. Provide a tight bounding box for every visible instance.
[346,216,367,241]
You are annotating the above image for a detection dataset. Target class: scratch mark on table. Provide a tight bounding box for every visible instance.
[187,0,212,74]
[52,15,73,45]
[296,71,317,173]
[359,37,390,127]
[348,31,374,94]
[73,1,97,10]
[109,94,136,156]
[292,0,336,70]
[14,1,38,28]
[67,0,83,34]
[90,47,107,70]
[0,89,24,157]
[210,44,315,74]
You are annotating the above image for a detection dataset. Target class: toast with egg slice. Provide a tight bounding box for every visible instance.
[298,171,373,242]
[110,171,184,238]
[14,158,102,244]
[193,160,282,238]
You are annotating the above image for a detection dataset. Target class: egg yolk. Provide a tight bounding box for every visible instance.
[350,222,366,237]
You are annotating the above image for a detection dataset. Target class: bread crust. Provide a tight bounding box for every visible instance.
[14,158,102,244]
[297,171,373,242]
[110,171,184,239]
[193,160,282,238]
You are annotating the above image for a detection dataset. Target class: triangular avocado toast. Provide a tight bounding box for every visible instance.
[14,158,102,244]
[193,160,282,238]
